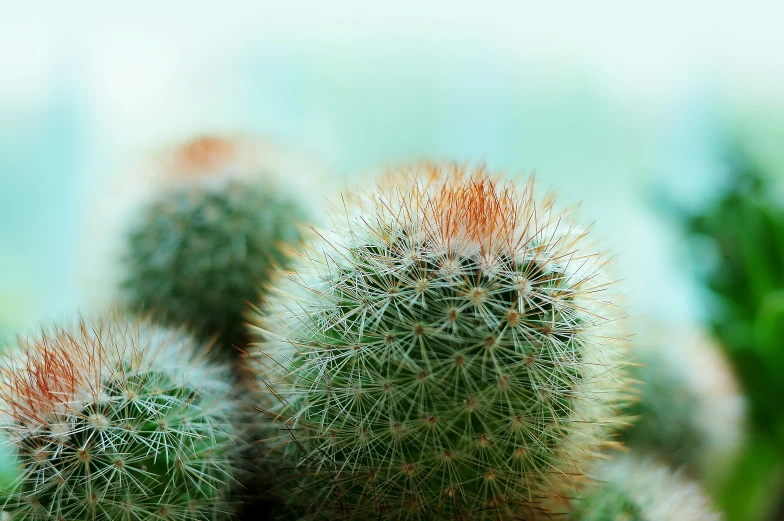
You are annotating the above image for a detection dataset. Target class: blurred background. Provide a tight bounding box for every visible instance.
[2,2,784,520]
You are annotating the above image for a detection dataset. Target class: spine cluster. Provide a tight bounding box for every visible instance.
[252,164,629,520]
[0,316,239,520]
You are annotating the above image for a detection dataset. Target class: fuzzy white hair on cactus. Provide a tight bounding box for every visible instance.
[567,455,723,521]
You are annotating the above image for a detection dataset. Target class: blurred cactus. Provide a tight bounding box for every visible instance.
[568,455,722,521]
[0,315,239,520]
[121,136,309,356]
[622,327,745,483]
[252,163,629,520]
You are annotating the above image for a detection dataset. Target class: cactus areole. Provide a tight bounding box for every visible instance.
[253,164,627,520]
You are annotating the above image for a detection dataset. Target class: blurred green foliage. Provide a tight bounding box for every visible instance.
[680,151,784,521]
[683,155,784,441]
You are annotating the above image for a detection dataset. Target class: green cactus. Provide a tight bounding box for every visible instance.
[569,456,722,521]
[121,136,308,356]
[0,315,239,520]
[622,328,745,482]
[252,164,629,520]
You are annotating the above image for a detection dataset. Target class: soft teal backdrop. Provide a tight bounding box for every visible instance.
[1,2,783,339]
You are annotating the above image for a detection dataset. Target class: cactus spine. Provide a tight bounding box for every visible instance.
[121,136,309,355]
[0,315,238,520]
[252,163,628,520]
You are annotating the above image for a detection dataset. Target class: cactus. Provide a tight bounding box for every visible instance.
[0,315,239,520]
[622,327,745,483]
[251,163,628,520]
[121,136,310,355]
[568,456,722,521]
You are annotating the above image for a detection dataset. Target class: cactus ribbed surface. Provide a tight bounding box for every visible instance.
[0,316,238,520]
[252,163,628,520]
[121,136,308,354]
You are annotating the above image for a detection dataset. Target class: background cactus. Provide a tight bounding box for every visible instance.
[252,163,629,520]
[567,455,722,521]
[621,326,746,484]
[120,136,311,356]
[0,315,239,520]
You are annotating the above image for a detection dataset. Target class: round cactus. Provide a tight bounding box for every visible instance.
[567,456,722,521]
[120,136,311,355]
[0,315,239,520]
[251,163,629,520]
[622,326,745,482]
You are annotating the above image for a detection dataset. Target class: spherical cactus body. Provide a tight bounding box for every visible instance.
[121,136,311,354]
[622,327,745,482]
[568,456,722,521]
[252,164,628,520]
[0,316,239,520]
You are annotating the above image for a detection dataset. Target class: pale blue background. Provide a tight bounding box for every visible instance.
[2,2,784,341]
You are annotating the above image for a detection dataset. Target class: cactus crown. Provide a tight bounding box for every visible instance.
[0,316,237,520]
[253,163,627,520]
[121,136,307,353]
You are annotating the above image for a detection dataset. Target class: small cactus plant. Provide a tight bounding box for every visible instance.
[0,315,239,520]
[121,136,310,355]
[252,163,628,520]
[622,326,745,482]
[567,456,722,521]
